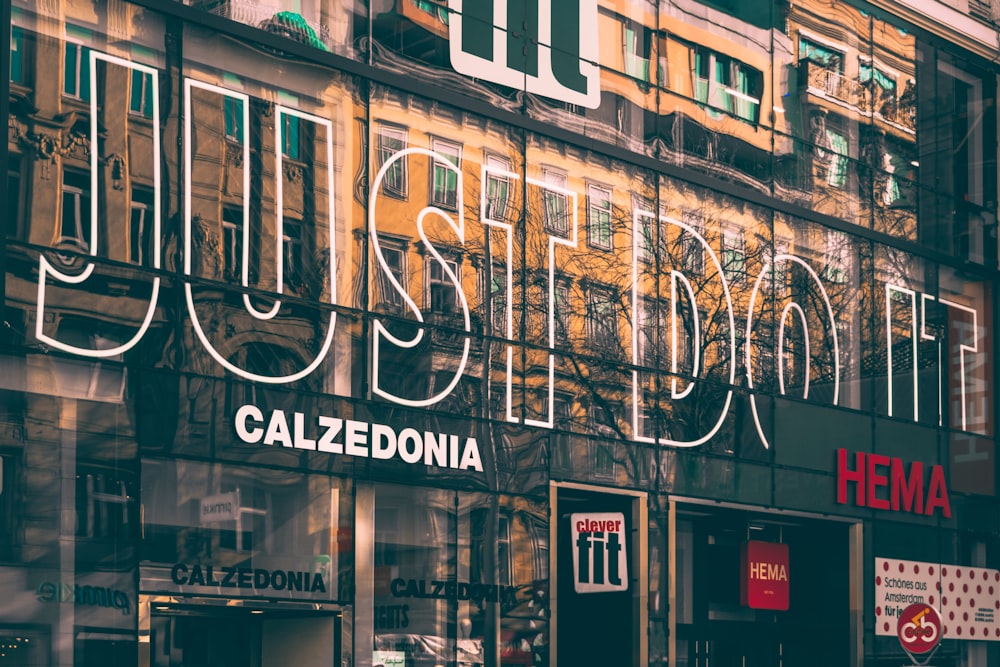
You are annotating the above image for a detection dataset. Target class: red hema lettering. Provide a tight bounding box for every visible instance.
[836,449,951,518]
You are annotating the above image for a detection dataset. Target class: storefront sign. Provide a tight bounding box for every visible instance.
[233,405,483,471]
[836,450,951,518]
[448,0,601,108]
[875,557,1000,641]
[373,650,405,667]
[897,602,942,655]
[740,541,790,610]
[35,581,132,615]
[30,58,990,454]
[200,492,238,523]
[170,563,327,593]
[571,512,628,593]
[389,578,517,606]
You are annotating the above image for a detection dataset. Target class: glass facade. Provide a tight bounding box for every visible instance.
[1,0,998,665]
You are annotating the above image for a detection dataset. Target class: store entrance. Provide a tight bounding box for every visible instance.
[674,505,852,667]
[141,596,341,667]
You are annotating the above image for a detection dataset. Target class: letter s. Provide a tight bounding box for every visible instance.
[370,148,470,407]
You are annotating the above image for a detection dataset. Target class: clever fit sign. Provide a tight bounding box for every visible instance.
[571,513,627,593]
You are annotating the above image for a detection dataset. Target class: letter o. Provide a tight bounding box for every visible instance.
[398,428,423,464]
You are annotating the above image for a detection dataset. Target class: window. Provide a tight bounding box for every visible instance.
[281,113,301,160]
[693,46,761,123]
[223,97,244,142]
[489,266,507,334]
[822,230,851,284]
[282,217,303,287]
[587,184,613,250]
[129,186,155,265]
[635,201,656,264]
[222,205,242,281]
[623,24,650,80]
[129,69,154,118]
[485,154,512,220]
[10,27,24,84]
[497,514,512,586]
[430,138,461,209]
[637,298,666,367]
[7,157,21,239]
[375,236,407,311]
[825,128,849,188]
[798,37,844,72]
[63,40,92,101]
[680,211,705,274]
[75,467,132,540]
[60,171,91,251]
[541,168,569,236]
[586,285,619,349]
[427,256,459,314]
[721,227,745,282]
[377,125,408,198]
[554,281,572,345]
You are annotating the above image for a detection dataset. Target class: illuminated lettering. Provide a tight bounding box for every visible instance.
[448,0,600,108]
[746,255,840,449]
[36,53,162,357]
[183,80,338,384]
[370,148,470,407]
[523,175,578,429]
[631,212,736,448]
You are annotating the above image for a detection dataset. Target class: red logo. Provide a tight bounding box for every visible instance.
[896,603,942,655]
[740,541,789,610]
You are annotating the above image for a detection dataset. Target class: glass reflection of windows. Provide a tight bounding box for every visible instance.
[587,184,613,250]
[822,230,851,284]
[63,32,92,101]
[485,154,512,221]
[129,69,154,118]
[721,227,746,282]
[129,186,155,265]
[541,168,569,236]
[375,235,407,311]
[75,467,132,540]
[430,138,461,210]
[60,170,91,251]
[223,96,244,142]
[281,114,301,161]
[377,124,408,198]
[222,205,242,281]
[10,27,24,84]
[693,46,761,123]
[586,285,619,350]
[681,211,705,274]
[623,23,650,81]
[427,256,459,315]
[282,217,303,288]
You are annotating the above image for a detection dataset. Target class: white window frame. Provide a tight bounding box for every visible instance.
[587,183,613,250]
[377,124,408,198]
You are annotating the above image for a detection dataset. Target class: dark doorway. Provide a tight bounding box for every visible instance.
[556,488,638,667]
[675,505,850,667]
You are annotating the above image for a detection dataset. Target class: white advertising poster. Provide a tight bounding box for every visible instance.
[875,557,1000,641]
[571,512,628,594]
[373,650,405,667]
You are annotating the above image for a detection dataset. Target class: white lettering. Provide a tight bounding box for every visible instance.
[235,405,265,443]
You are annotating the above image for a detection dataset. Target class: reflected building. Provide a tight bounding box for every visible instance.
[2,1,999,667]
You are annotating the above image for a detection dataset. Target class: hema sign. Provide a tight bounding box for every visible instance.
[448,0,601,108]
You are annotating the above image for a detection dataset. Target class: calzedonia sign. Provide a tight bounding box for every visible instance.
[571,513,628,594]
[234,405,484,471]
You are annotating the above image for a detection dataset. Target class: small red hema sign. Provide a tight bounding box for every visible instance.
[571,513,627,594]
[740,541,790,610]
